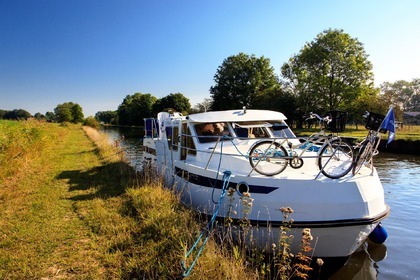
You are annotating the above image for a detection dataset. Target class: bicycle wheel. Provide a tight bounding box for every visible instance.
[249,140,288,176]
[318,138,354,179]
[352,141,373,175]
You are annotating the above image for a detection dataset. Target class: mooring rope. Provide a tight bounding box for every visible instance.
[181,170,232,278]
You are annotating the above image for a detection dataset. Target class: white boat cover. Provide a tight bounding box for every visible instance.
[187,109,287,123]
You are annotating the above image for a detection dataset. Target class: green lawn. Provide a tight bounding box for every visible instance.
[294,124,420,141]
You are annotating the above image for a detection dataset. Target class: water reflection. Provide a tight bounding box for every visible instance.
[328,241,387,280]
[100,126,144,171]
[100,126,420,279]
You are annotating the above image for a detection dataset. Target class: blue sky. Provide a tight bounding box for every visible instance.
[1,0,419,117]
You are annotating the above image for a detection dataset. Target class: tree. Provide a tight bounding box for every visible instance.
[95,110,118,124]
[152,93,191,115]
[281,29,375,114]
[117,93,157,126]
[45,112,55,122]
[3,109,32,120]
[54,102,84,123]
[34,112,45,120]
[191,98,213,113]
[210,52,278,110]
[380,79,420,112]
[253,85,298,125]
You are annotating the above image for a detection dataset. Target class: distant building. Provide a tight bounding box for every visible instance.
[403,112,420,125]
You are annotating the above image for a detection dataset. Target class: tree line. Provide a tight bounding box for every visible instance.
[1,102,85,124]
[95,29,419,127]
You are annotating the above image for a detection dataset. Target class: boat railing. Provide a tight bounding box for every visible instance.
[143,118,159,138]
[173,132,355,179]
[176,133,323,158]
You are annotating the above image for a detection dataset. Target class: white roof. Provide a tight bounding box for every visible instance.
[187,109,287,123]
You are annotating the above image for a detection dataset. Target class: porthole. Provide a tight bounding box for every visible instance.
[236,182,250,196]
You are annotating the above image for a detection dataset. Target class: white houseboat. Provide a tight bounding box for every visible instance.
[142,108,390,257]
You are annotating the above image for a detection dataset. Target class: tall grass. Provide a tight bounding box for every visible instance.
[81,125,259,279]
[0,119,51,180]
[82,126,319,279]
[0,121,318,279]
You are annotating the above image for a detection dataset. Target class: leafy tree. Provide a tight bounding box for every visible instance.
[95,110,118,124]
[55,104,72,123]
[347,86,382,127]
[34,112,45,120]
[0,110,7,119]
[380,79,420,112]
[45,111,55,122]
[3,109,32,120]
[210,52,278,110]
[152,93,191,115]
[191,98,213,113]
[71,103,84,123]
[254,85,298,125]
[118,93,157,126]
[54,102,84,123]
[281,29,374,114]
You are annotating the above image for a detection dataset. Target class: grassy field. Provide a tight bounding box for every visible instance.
[0,120,262,279]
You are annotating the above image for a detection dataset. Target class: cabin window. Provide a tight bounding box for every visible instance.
[233,121,271,138]
[144,118,158,138]
[172,126,179,151]
[165,127,173,150]
[194,122,231,143]
[270,121,296,138]
[248,127,269,138]
[181,124,196,160]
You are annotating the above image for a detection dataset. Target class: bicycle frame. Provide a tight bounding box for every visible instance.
[357,130,382,174]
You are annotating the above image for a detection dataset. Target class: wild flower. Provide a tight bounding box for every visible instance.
[316,258,324,267]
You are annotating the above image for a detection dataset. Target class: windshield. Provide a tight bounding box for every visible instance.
[194,122,231,143]
[271,121,296,138]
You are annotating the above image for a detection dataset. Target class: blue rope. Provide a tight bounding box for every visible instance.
[181,170,232,278]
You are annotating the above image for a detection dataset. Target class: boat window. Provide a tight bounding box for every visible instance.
[172,126,179,151]
[194,122,231,143]
[233,121,271,138]
[165,126,173,150]
[181,124,196,160]
[271,122,296,138]
[144,118,158,138]
[248,127,269,138]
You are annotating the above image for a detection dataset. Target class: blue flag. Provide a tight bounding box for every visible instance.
[380,107,395,146]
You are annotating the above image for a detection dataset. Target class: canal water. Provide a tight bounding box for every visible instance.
[101,126,420,279]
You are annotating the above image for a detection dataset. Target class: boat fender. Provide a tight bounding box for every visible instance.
[236,182,249,196]
[368,222,388,244]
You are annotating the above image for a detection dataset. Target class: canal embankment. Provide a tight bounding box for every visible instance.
[0,121,257,279]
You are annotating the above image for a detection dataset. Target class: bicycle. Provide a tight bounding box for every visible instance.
[352,111,386,175]
[248,111,354,179]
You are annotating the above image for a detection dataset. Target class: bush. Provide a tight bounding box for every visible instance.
[84,116,100,129]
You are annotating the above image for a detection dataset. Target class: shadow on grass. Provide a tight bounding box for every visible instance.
[57,160,138,201]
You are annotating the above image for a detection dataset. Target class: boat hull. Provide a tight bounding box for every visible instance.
[167,164,390,257]
[220,222,378,257]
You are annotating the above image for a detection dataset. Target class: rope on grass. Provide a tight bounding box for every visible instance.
[181,170,232,278]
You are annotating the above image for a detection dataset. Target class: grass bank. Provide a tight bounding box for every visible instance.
[295,124,420,155]
[294,124,420,140]
[0,121,260,279]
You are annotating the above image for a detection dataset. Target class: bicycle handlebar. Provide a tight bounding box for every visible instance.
[306,112,331,123]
